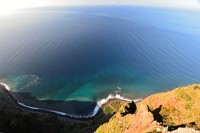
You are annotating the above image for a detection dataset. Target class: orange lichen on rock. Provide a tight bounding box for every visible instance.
[95,84,200,133]
[125,103,159,133]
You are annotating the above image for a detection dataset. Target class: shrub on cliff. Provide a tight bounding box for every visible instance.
[119,101,137,116]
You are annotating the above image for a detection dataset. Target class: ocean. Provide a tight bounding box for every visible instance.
[0,6,200,115]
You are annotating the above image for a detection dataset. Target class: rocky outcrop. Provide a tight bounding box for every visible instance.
[95,84,200,133]
[96,101,163,133]
[119,101,137,116]
[168,127,200,133]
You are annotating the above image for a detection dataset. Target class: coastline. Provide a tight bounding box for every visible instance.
[0,83,142,121]
[95,84,200,133]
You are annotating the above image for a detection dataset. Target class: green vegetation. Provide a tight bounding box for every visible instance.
[119,101,136,116]
[185,104,191,110]
[96,84,200,133]
[174,89,191,101]
[160,105,177,125]
[110,101,122,110]
[0,91,127,133]
[1,84,200,133]
[193,85,200,90]
[103,101,123,115]
[104,106,114,114]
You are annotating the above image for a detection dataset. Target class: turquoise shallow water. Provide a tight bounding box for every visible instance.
[0,6,200,106]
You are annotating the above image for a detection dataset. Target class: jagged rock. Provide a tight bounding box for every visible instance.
[119,101,137,116]
[96,103,160,133]
[125,103,159,133]
[96,84,200,133]
[168,127,200,133]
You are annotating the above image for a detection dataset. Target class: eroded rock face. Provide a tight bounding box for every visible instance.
[125,103,159,133]
[144,84,200,129]
[96,84,200,133]
[196,118,200,129]
[168,127,200,133]
[120,101,137,116]
[96,102,160,133]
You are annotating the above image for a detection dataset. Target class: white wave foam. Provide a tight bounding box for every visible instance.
[0,82,11,91]
[17,74,40,91]
[23,74,40,89]
[0,83,142,119]
[16,93,142,119]
[97,94,142,107]
[87,104,100,117]
[87,93,142,118]
[18,102,39,110]
[0,74,40,92]
[47,110,67,116]
[97,94,113,105]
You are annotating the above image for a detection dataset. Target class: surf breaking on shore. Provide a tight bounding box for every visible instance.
[0,83,142,120]
[0,83,10,91]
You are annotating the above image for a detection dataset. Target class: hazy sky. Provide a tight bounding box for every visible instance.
[0,0,200,16]
[48,0,200,8]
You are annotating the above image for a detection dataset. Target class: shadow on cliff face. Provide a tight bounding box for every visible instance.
[147,105,186,131]
[120,101,137,116]
[147,105,198,132]
[148,105,163,123]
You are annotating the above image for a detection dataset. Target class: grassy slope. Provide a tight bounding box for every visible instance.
[1,84,199,132]
[96,84,200,133]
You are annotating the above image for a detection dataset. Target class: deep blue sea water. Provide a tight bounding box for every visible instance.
[0,6,200,105]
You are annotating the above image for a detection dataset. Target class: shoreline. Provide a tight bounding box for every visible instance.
[0,83,142,121]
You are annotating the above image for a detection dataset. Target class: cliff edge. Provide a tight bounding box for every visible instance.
[95,84,200,133]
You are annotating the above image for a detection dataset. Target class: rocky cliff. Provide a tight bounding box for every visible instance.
[96,84,200,133]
